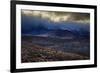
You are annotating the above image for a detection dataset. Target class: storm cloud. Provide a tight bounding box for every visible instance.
[21,10,90,24]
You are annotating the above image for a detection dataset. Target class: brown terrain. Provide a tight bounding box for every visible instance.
[21,42,89,63]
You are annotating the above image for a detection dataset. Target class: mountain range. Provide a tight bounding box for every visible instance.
[21,14,90,39]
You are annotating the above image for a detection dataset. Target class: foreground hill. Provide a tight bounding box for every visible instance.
[21,41,89,63]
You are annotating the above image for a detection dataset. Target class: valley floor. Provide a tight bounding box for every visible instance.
[21,36,90,63]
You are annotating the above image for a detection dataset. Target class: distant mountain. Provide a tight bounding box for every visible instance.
[21,14,90,39]
[43,29,75,39]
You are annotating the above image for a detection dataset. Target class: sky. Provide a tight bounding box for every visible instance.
[21,9,90,24]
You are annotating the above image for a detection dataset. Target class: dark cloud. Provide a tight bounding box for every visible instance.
[22,10,90,24]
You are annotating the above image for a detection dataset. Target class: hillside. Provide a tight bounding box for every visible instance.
[21,41,89,63]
